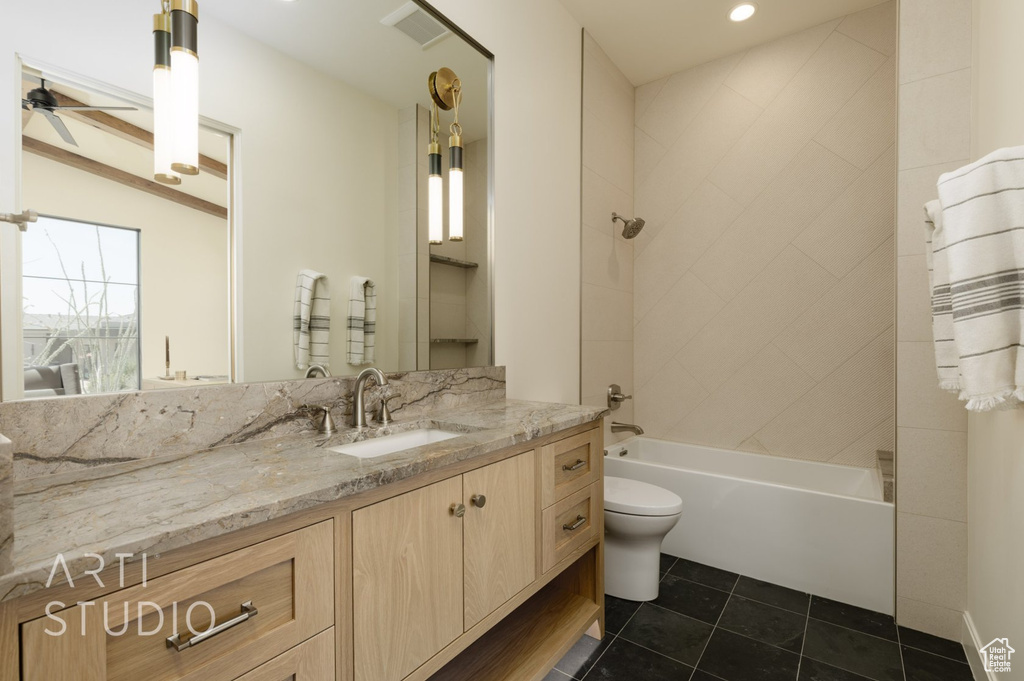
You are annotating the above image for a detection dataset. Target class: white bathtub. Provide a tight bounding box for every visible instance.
[604,437,894,615]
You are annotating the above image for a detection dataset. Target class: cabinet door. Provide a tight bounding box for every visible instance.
[352,476,464,681]
[463,451,537,630]
[234,629,334,681]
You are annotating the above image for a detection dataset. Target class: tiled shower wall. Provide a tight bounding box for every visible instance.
[580,32,636,444]
[893,0,972,640]
[631,2,897,469]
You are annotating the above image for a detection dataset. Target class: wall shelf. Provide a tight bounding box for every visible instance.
[431,338,479,345]
[430,254,479,269]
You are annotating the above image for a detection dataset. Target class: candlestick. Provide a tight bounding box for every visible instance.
[165,336,171,378]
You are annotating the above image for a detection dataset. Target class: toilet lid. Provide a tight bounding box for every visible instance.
[604,476,683,517]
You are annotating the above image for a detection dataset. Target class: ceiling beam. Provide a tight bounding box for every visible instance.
[23,136,228,221]
[51,92,229,181]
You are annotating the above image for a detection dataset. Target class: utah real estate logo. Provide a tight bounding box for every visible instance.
[980,638,1014,673]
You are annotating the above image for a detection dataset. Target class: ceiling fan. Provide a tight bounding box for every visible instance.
[21,79,138,148]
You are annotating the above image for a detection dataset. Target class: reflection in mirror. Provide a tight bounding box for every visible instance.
[2,0,493,401]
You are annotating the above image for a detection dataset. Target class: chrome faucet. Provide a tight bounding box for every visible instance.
[352,367,389,428]
[304,364,331,378]
[611,422,644,435]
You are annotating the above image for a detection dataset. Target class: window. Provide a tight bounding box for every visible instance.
[22,216,141,395]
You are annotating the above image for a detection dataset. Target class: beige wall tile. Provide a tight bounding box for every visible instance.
[897,512,967,611]
[636,85,762,229]
[635,128,666,188]
[737,437,770,455]
[814,57,896,171]
[831,416,895,467]
[581,340,633,401]
[583,106,635,195]
[582,225,633,293]
[897,254,933,343]
[582,167,633,234]
[898,0,972,84]
[582,283,633,341]
[836,0,897,56]
[634,272,726,389]
[897,427,968,522]
[634,181,743,319]
[709,32,885,206]
[723,19,840,108]
[896,341,968,431]
[669,345,815,450]
[757,328,894,461]
[896,161,967,256]
[693,143,857,301]
[793,145,895,278]
[635,76,667,122]
[776,238,895,381]
[679,246,836,392]
[634,360,708,439]
[636,51,744,147]
[897,68,972,170]
[895,597,964,641]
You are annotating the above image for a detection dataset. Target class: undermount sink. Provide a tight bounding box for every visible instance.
[329,428,461,459]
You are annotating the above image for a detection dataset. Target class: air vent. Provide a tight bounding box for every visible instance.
[381,2,450,49]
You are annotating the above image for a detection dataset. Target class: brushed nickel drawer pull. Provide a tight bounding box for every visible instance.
[563,459,586,472]
[166,601,259,651]
[471,494,487,508]
[563,515,587,532]
[451,503,466,517]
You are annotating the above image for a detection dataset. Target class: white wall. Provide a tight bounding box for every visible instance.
[0,0,400,395]
[965,1,1024,674]
[425,0,583,403]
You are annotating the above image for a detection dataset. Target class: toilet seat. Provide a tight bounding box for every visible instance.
[604,476,683,517]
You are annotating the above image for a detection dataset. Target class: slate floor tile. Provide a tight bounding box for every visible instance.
[619,603,714,667]
[554,632,613,679]
[604,594,642,635]
[697,628,801,681]
[803,619,903,681]
[653,574,731,624]
[810,596,897,641]
[582,638,693,681]
[660,552,678,574]
[897,626,968,662]
[718,595,806,653]
[669,558,740,592]
[799,657,875,680]
[901,645,975,681]
[733,576,810,614]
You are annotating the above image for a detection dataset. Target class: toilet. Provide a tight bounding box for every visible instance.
[604,476,683,601]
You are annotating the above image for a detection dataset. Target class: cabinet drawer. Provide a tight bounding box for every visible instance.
[539,428,601,508]
[541,483,600,573]
[21,521,334,681]
[234,628,334,681]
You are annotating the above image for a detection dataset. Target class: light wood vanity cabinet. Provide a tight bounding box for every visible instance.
[352,452,536,681]
[7,421,603,681]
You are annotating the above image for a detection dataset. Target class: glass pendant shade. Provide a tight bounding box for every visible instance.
[170,0,200,175]
[448,166,463,241]
[153,13,179,184]
[428,142,443,244]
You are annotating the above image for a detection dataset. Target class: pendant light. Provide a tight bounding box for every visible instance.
[170,0,200,175]
[447,81,464,242]
[152,6,179,185]
[428,102,443,245]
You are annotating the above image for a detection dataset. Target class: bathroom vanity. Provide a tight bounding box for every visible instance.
[0,392,605,681]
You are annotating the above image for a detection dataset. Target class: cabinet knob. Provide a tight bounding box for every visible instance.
[451,503,466,517]
[471,494,487,508]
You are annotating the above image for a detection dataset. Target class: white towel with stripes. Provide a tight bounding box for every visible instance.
[293,270,331,370]
[930,145,1024,411]
[924,200,961,392]
[347,277,376,365]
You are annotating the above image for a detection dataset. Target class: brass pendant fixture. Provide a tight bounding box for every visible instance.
[426,68,465,242]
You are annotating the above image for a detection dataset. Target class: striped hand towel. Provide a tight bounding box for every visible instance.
[932,145,1024,411]
[924,200,960,392]
[293,270,331,370]
[347,277,376,365]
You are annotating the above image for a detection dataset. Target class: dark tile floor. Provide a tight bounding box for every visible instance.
[547,554,975,681]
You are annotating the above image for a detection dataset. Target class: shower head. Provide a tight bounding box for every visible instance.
[612,212,646,239]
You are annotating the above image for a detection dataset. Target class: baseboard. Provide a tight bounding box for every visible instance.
[962,611,998,681]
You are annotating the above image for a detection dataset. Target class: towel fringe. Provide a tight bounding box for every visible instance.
[964,387,1024,412]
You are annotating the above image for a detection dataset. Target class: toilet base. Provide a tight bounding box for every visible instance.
[603,511,681,602]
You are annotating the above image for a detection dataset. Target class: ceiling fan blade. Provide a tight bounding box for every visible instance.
[21,99,33,111]
[41,110,78,147]
[55,105,138,112]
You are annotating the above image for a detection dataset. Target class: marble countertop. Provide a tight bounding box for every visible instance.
[1,399,606,602]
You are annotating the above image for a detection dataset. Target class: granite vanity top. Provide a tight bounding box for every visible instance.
[1,398,606,602]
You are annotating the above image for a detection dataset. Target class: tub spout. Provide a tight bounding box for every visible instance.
[611,422,644,435]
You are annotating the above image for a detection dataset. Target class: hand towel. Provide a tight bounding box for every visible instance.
[347,277,376,365]
[293,270,331,370]
[933,145,1024,411]
[924,200,961,393]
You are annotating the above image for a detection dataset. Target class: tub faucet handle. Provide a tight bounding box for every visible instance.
[608,384,632,409]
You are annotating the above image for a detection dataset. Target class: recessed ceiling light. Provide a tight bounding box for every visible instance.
[729,3,757,21]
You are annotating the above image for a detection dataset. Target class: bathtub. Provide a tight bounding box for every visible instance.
[604,437,894,615]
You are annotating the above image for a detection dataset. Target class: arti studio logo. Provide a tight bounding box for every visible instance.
[980,638,1015,674]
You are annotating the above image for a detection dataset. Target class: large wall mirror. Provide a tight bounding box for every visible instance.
[1,0,493,401]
